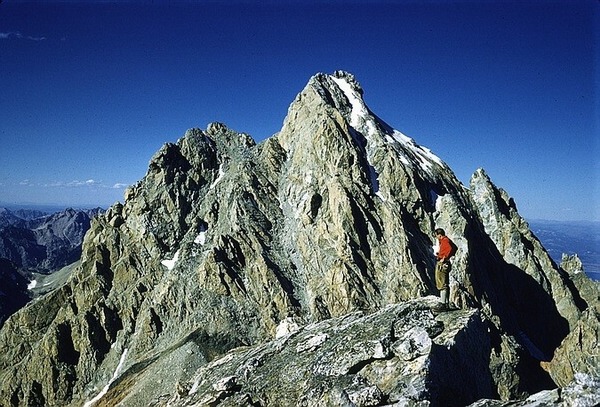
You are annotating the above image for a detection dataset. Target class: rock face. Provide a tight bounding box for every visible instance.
[541,257,600,390]
[0,71,595,406]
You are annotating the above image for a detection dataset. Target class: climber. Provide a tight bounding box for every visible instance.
[433,228,456,312]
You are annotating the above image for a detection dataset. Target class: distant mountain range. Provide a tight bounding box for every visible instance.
[0,206,103,273]
[0,207,103,326]
[529,219,600,280]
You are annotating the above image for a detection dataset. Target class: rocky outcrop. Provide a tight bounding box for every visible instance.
[468,169,583,355]
[159,297,495,407]
[0,71,593,406]
[542,308,599,387]
[561,253,585,275]
[540,259,599,390]
[469,373,600,407]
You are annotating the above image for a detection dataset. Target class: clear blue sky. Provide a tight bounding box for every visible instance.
[0,0,597,221]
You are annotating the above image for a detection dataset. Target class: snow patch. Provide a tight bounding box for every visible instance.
[189,378,200,395]
[194,231,207,245]
[389,130,444,176]
[435,194,444,212]
[27,280,37,290]
[161,250,180,271]
[332,77,369,132]
[194,224,208,245]
[83,348,128,407]
[275,317,300,338]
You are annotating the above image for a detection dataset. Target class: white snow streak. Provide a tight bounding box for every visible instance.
[332,78,370,133]
[331,76,385,201]
[332,76,377,140]
[210,163,225,189]
[387,130,444,177]
[189,379,200,395]
[435,194,444,212]
[83,348,128,407]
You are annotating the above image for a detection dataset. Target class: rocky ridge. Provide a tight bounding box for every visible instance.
[0,72,597,406]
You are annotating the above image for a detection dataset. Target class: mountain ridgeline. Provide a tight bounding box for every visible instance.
[0,72,597,406]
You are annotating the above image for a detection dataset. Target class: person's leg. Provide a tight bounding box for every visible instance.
[434,261,450,311]
[435,261,445,292]
[440,286,449,305]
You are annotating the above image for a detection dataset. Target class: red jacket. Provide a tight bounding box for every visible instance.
[437,235,454,261]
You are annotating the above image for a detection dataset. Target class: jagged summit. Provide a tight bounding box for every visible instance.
[0,72,597,406]
[284,71,455,192]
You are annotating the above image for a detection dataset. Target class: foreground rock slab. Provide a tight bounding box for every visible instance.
[143,297,495,407]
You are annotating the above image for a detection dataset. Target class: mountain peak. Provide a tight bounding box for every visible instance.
[0,72,596,407]
[332,70,363,93]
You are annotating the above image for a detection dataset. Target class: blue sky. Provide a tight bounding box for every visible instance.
[0,0,597,221]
